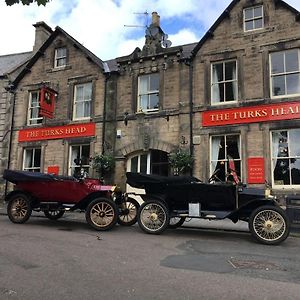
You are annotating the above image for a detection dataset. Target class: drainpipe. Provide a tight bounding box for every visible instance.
[4,84,16,197]
[188,59,194,176]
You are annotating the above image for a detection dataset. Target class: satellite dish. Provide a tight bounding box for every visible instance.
[162,40,172,48]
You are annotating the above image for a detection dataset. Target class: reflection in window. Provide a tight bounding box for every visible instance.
[23,148,41,172]
[272,130,300,186]
[210,134,241,182]
[270,49,300,97]
[211,60,238,104]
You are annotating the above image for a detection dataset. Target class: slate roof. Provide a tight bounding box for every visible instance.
[0,51,32,77]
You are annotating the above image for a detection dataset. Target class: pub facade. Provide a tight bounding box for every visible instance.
[192,0,300,199]
[3,0,300,201]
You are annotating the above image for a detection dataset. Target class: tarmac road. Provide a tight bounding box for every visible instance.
[0,206,300,300]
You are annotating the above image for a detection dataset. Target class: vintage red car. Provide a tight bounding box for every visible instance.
[3,169,139,230]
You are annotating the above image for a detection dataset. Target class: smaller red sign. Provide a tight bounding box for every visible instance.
[47,166,59,175]
[40,87,57,119]
[248,157,265,184]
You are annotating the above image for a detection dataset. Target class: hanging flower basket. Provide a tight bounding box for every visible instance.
[91,153,115,179]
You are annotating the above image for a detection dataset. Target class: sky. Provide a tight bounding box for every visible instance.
[0,0,300,61]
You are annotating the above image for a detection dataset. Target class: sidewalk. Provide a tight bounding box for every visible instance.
[1,200,299,236]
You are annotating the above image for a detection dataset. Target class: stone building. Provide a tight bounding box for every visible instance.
[4,0,300,200]
[192,0,300,199]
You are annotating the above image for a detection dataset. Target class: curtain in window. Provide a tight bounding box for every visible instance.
[212,65,221,103]
[211,136,221,172]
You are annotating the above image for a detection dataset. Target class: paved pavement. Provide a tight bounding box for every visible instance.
[1,200,299,237]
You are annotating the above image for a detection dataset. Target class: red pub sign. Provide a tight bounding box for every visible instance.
[202,101,300,127]
[19,123,96,142]
[247,157,265,184]
[39,87,57,119]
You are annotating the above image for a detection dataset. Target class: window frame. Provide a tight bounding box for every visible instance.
[243,5,264,32]
[137,73,160,113]
[210,134,242,182]
[211,59,238,105]
[271,129,300,189]
[27,90,43,126]
[269,49,300,99]
[22,147,41,172]
[54,47,67,68]
[73,82,93,121]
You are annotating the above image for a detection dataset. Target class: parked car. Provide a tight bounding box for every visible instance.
[126,169,290,245]
[3,169,139,230]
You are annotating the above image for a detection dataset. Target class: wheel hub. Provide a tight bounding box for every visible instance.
[150,213,158,221]
[99,211,105,217]
[264,220,273,230]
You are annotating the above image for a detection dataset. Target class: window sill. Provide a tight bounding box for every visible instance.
[136,109,159,115]
[46,65,72,73]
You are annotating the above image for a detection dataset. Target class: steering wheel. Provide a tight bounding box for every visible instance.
[208,169,222,183]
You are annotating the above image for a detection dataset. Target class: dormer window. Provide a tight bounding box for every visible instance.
[244,5,264,32]
[54,47,67,68]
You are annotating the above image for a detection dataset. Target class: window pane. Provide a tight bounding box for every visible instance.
[226,135,240,159]
[245,20,253,31]
[225,61,236,80]
[274,159,290,185]
[140,95,148,110]
[289,130,300,156]
[76,86,84,101]
[33,149,41,167]
[84,83,92,99]
[254,6,262,18]
[81,145,90,165]
[84,101,91,117]
[212,63,223,82]
[149,94,159,109]
[24,150,33,168]
[76,103,84,118]
[286,74,300,95]
[131,156,138,173]
[244,8,253,20]
[225,82,235,101]
[254,18,263,29]
[272,76,285,96]
[271,52,284,74]
[139,76,148,94]
[291,159,300,184]
[285,50,299,72]
[150,74,159,90]
[140,154,148,174]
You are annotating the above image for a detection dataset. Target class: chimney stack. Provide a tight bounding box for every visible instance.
[151,12,160,27]
[33,22,53,52]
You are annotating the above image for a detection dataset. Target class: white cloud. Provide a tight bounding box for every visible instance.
[0,0,299,60]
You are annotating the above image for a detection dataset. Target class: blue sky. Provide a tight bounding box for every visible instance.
[0,0,299,60]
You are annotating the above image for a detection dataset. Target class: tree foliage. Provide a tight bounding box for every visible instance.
[5,0,50,6]
[169,148,194,175]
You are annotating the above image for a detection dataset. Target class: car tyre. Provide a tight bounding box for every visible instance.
[249,205,290,245]
[44,210,65,220]
[86,198,118,231]
[7,193,32,224]
[118,197,140,226]
[168,216,186,229]
[138,200,170,234]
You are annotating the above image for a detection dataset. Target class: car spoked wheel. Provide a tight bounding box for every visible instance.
[44,210,65,220]
[138,200,170,234]
[118,197,140,226]
[249,205,290,245]
[168,216,186,229]
[7,194,32,224]
[86,198,118,231]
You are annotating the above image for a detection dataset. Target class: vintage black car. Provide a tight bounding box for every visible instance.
[126,170,290,245]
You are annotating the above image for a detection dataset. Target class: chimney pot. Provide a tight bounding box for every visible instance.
[152,12,160,27]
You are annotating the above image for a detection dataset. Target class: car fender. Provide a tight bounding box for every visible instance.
[229,198,278,221]
[140,194,167,205]
[73,191,112,210]
[5,189,33,202]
